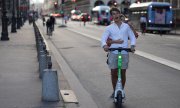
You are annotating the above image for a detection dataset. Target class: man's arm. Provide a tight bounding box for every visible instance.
[106,38,124,47]
[127,26,136,52]
[127,22,138,39]
[101,28,110,52]
[101,28,110,47]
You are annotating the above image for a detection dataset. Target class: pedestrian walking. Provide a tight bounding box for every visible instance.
[46,18,53,35]
[64,15,68,24]
[140,14,147,34]
[28,13,33,25]
[42,16,46,26]
[50,15,55,31]
[82,14,88,26]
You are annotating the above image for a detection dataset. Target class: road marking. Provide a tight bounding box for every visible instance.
[165,36,180,40]
[135,50,180,70]
[60,90,78,103]
[67,28,180,71]
[67,28,101,41]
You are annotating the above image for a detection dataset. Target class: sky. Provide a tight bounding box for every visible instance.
[30,0,44,4]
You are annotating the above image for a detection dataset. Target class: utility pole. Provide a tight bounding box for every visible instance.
[17,0,21,29]
[11,0,17,33]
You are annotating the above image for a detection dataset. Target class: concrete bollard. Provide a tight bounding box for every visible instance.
[39,54,47,79]
[46,55,51,67]
[37,43,46,61]
[42,64,60,102]
[38,50,45,61]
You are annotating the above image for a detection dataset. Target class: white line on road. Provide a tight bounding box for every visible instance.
[67,28,180,71]
[135,50,180,70]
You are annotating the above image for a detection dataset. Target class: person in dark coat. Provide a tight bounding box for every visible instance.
[46,18,53,34]
[42,16,46,26]
[50,16,55,31]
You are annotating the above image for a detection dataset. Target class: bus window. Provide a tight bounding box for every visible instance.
[154,9,166,24]
[101,10,105,15]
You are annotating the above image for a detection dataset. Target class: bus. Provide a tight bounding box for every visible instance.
[129,2,173,33]
[91,6,111,25]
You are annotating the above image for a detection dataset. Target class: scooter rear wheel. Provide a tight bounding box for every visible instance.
[116,91,122,108]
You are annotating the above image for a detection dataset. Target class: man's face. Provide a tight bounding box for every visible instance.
[111,11,121,22]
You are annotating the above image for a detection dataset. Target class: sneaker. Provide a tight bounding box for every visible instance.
[122,98,126,103]
[122,95,126,103]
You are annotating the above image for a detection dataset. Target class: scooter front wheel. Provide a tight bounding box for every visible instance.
[116,91,122,108]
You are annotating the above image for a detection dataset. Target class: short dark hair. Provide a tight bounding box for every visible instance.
[110,8,121,15]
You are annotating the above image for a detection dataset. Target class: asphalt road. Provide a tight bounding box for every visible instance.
[37,19,180,108]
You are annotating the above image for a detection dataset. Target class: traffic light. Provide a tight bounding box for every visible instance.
[62,0,64,4]
[113,1,117,6]
[72,0,76,2]
[54,2,58,8]
[135,0,140,4]
[60,10,64,14]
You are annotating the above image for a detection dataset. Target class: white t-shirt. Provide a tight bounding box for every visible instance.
[101,22,136,54]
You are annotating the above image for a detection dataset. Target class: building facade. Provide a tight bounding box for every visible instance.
[61,0,132,15]
[41,0,179,27]
[41,0,57,15]
[0,0,30,25]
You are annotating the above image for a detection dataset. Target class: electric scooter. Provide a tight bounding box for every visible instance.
[109,47,132,108]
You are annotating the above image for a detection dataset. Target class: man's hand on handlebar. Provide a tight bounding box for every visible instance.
[103,45,109,52]
[131,45,136,53]
[104,45,135,53]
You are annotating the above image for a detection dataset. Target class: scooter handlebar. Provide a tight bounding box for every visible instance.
[108,47,132,52]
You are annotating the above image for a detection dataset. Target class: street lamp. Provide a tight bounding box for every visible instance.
[114,2,117,7]
[11,0,17,33]
[1,0,9,41]
[16,0,21,29]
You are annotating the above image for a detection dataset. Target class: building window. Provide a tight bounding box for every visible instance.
[164,0,170,3]
[172,0,178,8]
[158,0,164,2]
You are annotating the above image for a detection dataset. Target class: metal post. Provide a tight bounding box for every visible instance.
[16,0,21,29]
[174,9,177,34]
[1,0,9,41]
[11,0,17,33]
[19,0,23,27]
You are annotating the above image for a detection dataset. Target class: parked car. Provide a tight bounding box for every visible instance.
[51,13,61,18]
[78,13,91,21]
[71,14,79,21]
[71,10,81,21]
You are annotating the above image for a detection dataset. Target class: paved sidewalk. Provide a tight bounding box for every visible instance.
[0,23,65,108]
